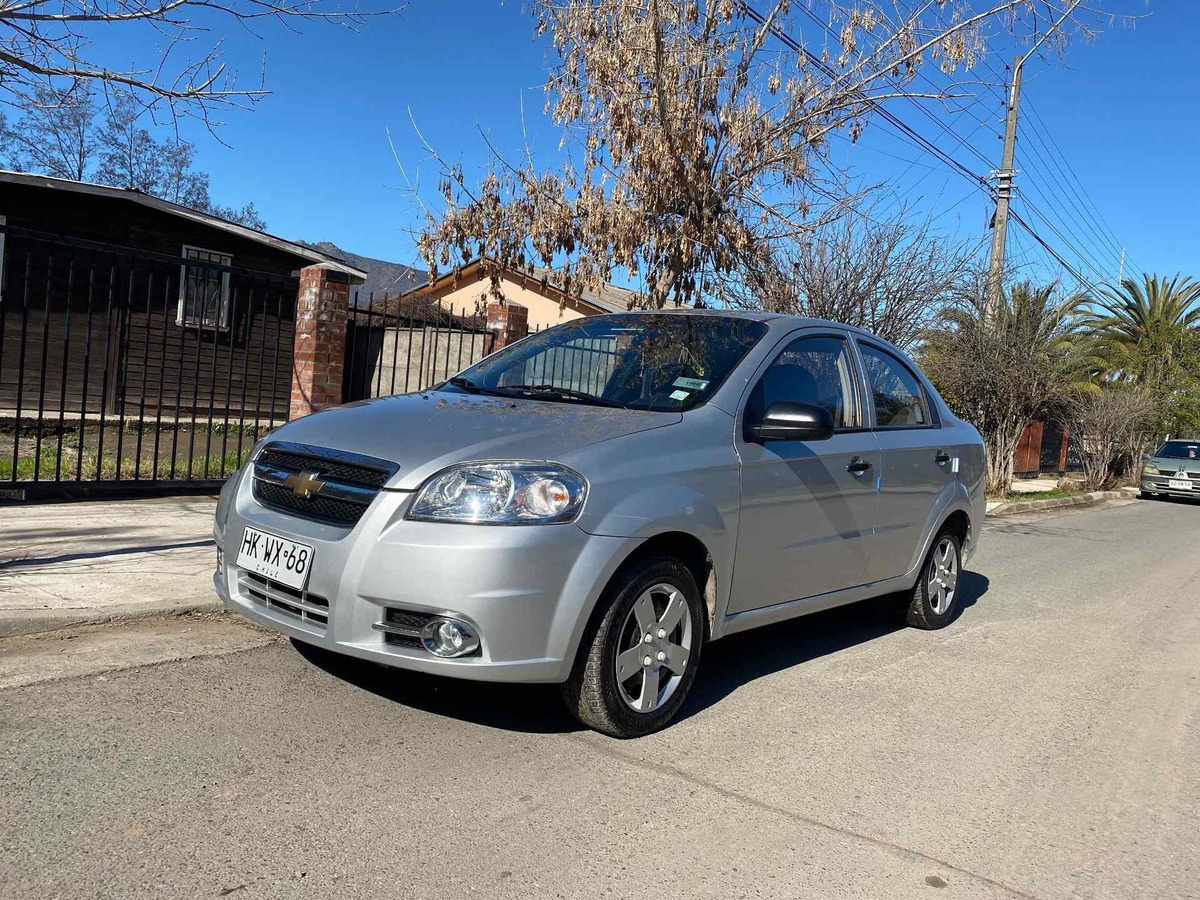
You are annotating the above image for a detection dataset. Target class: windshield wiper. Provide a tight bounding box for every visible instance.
[496,384,625,409]
[446,375,492,395]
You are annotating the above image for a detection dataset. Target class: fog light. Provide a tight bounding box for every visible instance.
[420,617,480,658]
[216,546,224,570]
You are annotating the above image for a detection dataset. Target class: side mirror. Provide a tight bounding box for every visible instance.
[749,402,835,443]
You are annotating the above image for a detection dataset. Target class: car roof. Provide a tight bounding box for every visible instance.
[601,308,887,341]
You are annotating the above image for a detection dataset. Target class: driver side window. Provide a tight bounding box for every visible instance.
[745,335,860,436]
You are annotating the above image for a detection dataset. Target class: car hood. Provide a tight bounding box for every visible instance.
[269,391,682,490]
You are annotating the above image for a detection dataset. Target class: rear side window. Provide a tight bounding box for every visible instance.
[746,335,860,430]
[859,343,930,428]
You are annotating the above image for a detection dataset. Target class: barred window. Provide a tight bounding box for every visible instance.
[178,245,232,329]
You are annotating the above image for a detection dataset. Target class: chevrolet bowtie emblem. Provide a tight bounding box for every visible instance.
[283,471,325,500]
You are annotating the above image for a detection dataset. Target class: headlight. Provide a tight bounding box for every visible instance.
[1142,463,1156,475]
[406,462,588,524]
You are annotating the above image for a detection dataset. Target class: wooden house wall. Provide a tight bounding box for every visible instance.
[1,184,303,418]
[119,275,295,420]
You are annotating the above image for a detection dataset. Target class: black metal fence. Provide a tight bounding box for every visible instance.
[1,225,602,501]
[1,224,298,499]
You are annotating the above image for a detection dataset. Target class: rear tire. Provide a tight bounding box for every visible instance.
[901,529,962,630]
[561,554,704,738]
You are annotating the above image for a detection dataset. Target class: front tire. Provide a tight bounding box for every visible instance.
[561,555,704,738]
[901,529,962,630]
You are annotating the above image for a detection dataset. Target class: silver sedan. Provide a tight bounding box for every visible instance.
[1141,440,1200,500]
[213,311,986,737]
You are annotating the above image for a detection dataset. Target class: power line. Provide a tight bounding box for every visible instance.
[1018,193,1118,286]
[739,1,1111,299]
[1015,156,1125,281]
[1018,112,1124,263]
[814,0,1129,289]
[1010,209,1108,298]
[739,4,995,194]
[1021,96,1143,277]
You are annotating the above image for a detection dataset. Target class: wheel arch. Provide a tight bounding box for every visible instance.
[909,504,974,584]
[618,532,718,641]
[565,530,718,679]
[940,508,971,548]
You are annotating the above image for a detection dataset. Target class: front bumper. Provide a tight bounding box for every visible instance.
[1141,475,1200,499]
[213,472,638,683]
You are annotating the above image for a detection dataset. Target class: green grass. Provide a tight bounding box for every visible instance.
[0,446,251,482]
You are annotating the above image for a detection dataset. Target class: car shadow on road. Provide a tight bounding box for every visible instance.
[293,570,989,736]
[292,639,584,734]
[674,570,989,724]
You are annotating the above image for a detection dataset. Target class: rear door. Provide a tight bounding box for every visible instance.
[855,339,954,582]
[727,330,881,615]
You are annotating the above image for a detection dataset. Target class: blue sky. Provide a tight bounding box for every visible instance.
[96,1,1197,291]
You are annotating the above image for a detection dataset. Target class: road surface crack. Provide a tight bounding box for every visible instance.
[570,733,1044,900]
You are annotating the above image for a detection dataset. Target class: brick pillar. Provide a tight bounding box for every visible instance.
[290,265,351,420]
[487,301,529,350]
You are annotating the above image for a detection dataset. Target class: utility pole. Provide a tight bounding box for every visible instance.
[984,0,1081,315]
[1118,247,1126,283]
[986,56,1023,311]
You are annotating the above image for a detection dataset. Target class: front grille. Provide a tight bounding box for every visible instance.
[259,447,392,488]
[373,607,435,650]
[1157,466,1200,478]
[240,571,330,628]
[254,480,368,525]
[251,441,399,527]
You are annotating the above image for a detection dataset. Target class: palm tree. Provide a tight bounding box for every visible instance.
[1085,273,1200,387]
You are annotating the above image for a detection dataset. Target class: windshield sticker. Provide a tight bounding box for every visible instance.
[670,390,691,401]
[673,377,709,391]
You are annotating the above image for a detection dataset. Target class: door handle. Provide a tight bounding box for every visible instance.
[935,451,951,466]
[847,458,873,475]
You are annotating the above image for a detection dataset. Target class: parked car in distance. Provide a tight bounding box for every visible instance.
[1141,440,1200,500]
[213,311,986,737]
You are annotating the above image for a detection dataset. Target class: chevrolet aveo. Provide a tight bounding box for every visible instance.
[214,311,985,737]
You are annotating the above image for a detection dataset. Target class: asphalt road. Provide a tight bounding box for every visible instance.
[2,498,1199,900]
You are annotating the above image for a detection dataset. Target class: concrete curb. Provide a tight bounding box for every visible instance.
[986,487,1140,518]
[0,596,224,640]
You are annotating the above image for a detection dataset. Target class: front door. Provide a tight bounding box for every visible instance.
[727,332,881,615]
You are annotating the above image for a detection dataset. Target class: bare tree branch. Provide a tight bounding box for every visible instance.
[416,0,1127,309]
[0,0,402,126]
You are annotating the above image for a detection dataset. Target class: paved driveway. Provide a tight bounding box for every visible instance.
[2,498,1198,899]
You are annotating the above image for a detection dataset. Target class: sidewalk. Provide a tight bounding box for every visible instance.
[0,496,220,637]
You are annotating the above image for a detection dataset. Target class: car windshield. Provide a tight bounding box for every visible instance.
[443,313,768,411]
[1156,441,1200,460]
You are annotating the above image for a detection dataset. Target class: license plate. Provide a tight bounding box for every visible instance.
[1168,479,1193,491]
[236,526,314,590]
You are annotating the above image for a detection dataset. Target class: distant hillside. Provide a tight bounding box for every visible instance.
[299,241,426,305]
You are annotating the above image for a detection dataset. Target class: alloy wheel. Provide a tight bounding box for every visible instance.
[927,536,959,615]
[614,583,693,713]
